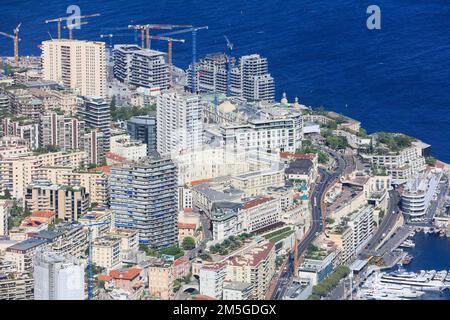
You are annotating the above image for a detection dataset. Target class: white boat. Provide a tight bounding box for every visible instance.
[399,239,416,248]
[378,270,445,292]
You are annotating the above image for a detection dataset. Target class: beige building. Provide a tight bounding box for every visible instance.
[230,167,285,197]
[0,151,86,201]
[108,228,139,252]
[0,273,34,300]
[36,166,108,206]
[148,259,174,300]
[92,236,121,270]
[25,182,90,222]
[225,242,276,300]
[42,39,106,97]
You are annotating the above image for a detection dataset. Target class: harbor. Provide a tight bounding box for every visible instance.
[356,231,450,300]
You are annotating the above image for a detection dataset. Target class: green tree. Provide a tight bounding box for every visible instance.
[325,135,348,150]
[182,237,196,250]
[425,156,437,166]
[0,189,11,200]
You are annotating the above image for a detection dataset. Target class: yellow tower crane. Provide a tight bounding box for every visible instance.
[0,23,21,66]
[45,13,100,40]
[147,35,185,87]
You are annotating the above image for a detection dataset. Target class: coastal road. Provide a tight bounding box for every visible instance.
[272,148,347,299]
[363,190,401,254]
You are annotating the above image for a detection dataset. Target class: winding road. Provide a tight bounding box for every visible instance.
[272,148,347,299]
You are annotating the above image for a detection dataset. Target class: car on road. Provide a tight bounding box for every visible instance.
[315,231,320,236]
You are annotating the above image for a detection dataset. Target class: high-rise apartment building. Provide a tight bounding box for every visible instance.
[110,155,178,249]
[41,39,107,97]
[186,53,240,95]
[1,117,40,150]
[0,199,9,237]
[79,97,111,163]
[25,181,90,222]
[127,115,157,156]
[83,129,105,165]
[6,89,43,121]
[188,53,275,102]
[156,90,203,156]
[240,54,275,102]
[113,44,169,90]
[0,93,10,118]
[39,111,85,151]
[33,250,85,300]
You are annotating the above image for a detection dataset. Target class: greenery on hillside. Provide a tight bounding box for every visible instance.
[325,135,348,150]
[295,140,329,164]
[160,245,184,259]
[7,201,31,230]
[181,236,196,250]
[33,145,60,155]
[305,244,328,260]
[308,265,351,300]
[209,234,251,255]
[110,96,156,121]
[376,132,415,153]
[425,156,437,166]
[264,227,294,244]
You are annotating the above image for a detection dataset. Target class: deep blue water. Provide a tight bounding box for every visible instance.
[401,233,450,300]
[1,0,450,162]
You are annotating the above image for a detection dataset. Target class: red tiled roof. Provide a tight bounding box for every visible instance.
[106,152,127,161]
[242,197,274,210]
[190,179,212,186]
[192,295,217,300]
[280,152,316,160]
[173,257,189,267]
[228,243,274,267]
[96,165,111,174]
[21,219,44,228]
[184,208,193,213]
[178,223,196,230]
[31,210,55,218]
[98,275,112,282]
[109,268,142,281]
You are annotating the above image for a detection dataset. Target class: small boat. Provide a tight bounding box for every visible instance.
[399,239,416,248]
[401,254,414,265]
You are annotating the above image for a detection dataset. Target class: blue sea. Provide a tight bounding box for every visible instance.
[400,233,450,300]
[1,0,449,163]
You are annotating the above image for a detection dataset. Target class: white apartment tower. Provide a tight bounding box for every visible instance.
[42,39,107,98]
[33,250,85,300]
[188,53,275,102]
[240,54,275,102]
[113,44,169,90]
[0,200,8,237]
[156,90,203,156]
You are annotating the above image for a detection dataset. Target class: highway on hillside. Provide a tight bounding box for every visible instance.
[362,189,401,255]
[272,148,346,299]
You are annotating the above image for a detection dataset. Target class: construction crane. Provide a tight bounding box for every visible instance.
[224,35,234,97]
[63,21,89,40]
[158,26,208,93]
[147,35,185,87]
[100,33,136,61]
[127,24,192,50]
[45,13,100,40]
[84,220,109,300]
[0,23,21,66]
